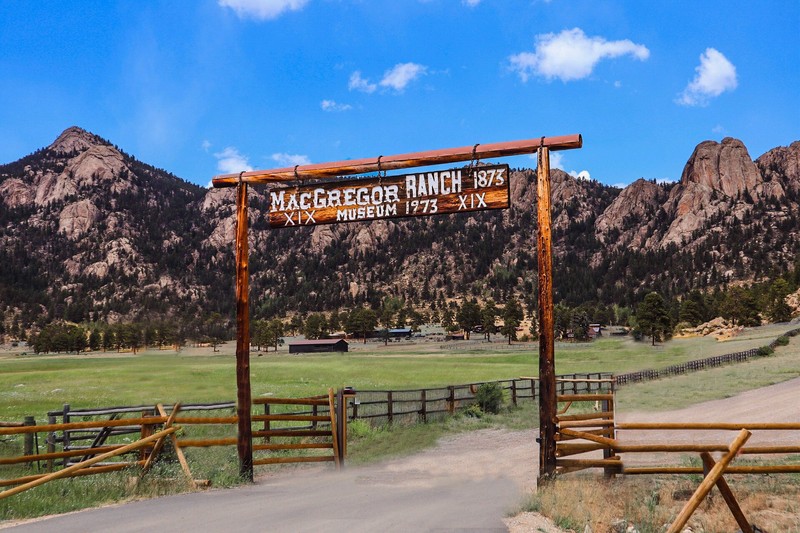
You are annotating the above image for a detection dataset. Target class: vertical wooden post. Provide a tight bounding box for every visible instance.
[537,145,557,484]
[46,414,56,472]
[335,389,345,465]
[602,398,615,478]
[511,380,518,407]
[263,403,271,442]
[447,386,456,414]
[23,416,35,461]
[420,389,427,423]
[387,391,394,425]
[62,404,71,468]
[235,181,253,482]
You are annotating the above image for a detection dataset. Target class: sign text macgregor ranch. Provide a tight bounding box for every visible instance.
[268,164,510,228]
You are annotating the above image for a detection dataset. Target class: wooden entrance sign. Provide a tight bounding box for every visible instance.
[212,134,582,482]
[267,164,510,228]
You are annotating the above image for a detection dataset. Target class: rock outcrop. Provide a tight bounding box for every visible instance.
[595,178,665,247]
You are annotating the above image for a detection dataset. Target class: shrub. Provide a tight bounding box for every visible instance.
[775,335,790,346]
[756,345,774,356]
[786,329,799,337]
[465,404,483,418]
[348,419,372,438]
[475,382,504,414]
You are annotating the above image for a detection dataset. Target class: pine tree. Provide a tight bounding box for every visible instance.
[500,297,524,345]
[636,292,672,346]
[481,300,498,342]
[456,299,482,340]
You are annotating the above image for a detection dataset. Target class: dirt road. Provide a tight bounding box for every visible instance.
[4,377,799,533]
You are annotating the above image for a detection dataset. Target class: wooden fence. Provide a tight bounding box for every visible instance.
[554,393,800,477]
[615,327,800,386]
[346,373,613,426]
[0,392,346,492]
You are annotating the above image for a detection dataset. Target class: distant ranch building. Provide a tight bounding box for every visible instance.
[289,339,349,354]
[387,328,412,339]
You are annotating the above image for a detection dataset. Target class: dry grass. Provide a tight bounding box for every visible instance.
[524,473,800,532]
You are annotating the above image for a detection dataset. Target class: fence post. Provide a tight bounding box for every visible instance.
[311,403,318,430]
[601,397,615,478]
[447,386,455,414]
[531,379,537,402]
[46,414,56,473]
[335,389,345,466]
[62,404,71,467]
[420,389,427,423]
[23,416,35,466]
[387,391,393,425]
[511,380,518,407]
[264,403,271,442]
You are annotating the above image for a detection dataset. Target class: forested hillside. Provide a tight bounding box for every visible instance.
[1,127,799,339]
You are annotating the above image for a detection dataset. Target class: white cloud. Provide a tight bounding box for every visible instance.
[201,140,212,152]
[321,99,352,112]
[271,152,311,167]
[549,152,564,169]
[656,177,677,184]
[569,170,591,181]
[509,28,649,82]
[712,124,726,134]
[676,48,737,106]
[218,0,309,20]
[379,62,427,91]
[462,0,481,6]
[214,147,253,174]
[350,63,427,93]
[348,71,377,93]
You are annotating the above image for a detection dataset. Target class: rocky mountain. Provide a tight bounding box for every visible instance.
[1,128,799,330]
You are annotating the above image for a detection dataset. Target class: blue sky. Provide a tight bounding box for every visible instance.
[1,0,798,188]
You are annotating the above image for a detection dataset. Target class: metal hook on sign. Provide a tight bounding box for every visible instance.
[467,143,480,178]
[238,171,245,186]
[377,155,384,186]
[293,165,300,182]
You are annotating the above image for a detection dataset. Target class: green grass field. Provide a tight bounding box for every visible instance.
[1,324,799,523]
[1,322,798,422]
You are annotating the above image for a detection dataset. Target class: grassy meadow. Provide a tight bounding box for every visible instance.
[1,322,798,422]
[1,324,799,523]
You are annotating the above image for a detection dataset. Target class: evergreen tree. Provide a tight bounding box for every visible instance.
[303,313,329,340]
[481,299,498,342]
[88,328,102,351]
[456,299,482,340]
[554,303,572,339]
[500,297,524,345]
[266,319,284,351]
[636,292,672,346]
[720,286,761,327]
[766,279,792,323]
[346,307,378,343]
[441,308,457,333]
[570,309,591,341]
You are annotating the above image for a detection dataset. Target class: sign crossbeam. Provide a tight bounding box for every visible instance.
[211,134,581,187]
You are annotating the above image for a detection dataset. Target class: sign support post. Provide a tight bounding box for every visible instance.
[536,145,557,484]
[235,181,253,481]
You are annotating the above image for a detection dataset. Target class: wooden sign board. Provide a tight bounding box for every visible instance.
[268,163,510,228]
